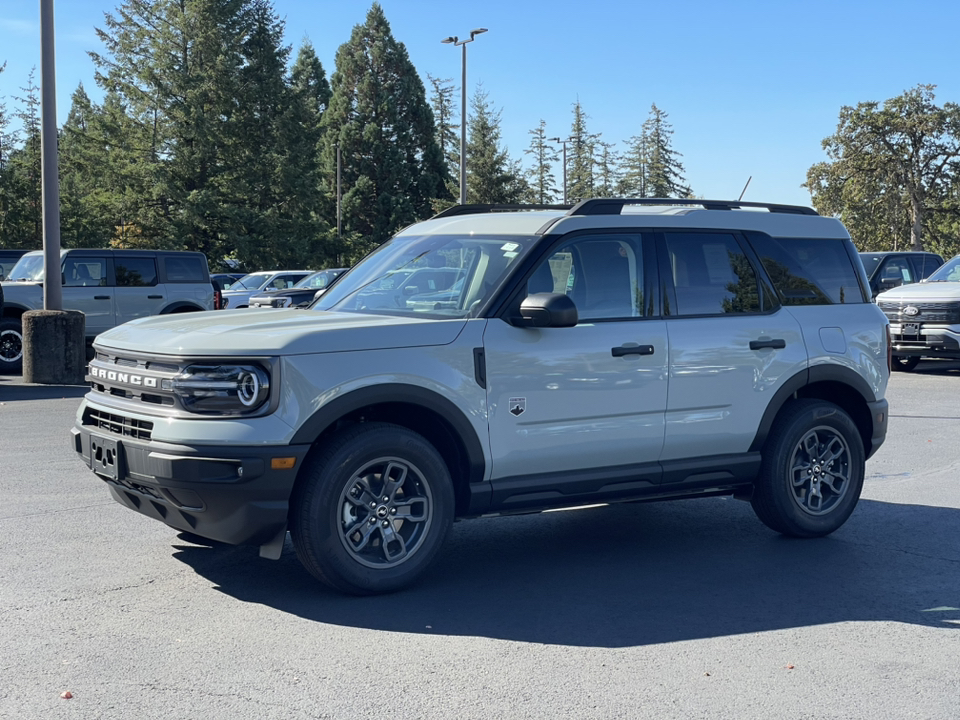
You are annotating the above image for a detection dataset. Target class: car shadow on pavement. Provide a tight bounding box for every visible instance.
[0,379,88,402]
[913,359,960,375]
[171,496,960,648]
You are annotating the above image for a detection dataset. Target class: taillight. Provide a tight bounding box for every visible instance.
[885,325,892,373]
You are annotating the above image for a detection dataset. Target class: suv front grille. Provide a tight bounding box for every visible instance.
[88,352,183,410]
[878,300,960,324]
[84,408,153,441]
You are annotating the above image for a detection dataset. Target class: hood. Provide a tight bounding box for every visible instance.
[94,309,467,356]
[876,282,960,302]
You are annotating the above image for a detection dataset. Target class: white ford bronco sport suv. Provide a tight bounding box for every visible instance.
[72,199,890,595]
[2,249,213,373]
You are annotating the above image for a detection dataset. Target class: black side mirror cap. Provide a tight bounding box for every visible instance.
[511,293,578,328]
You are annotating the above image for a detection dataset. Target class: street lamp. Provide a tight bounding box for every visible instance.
[442,28,487,205]
[549,137,573,205]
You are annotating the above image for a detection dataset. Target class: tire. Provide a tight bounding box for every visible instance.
[0,318,24,374]
[751,399,865,538]
[290,422,454,595]
[892,355,920,372]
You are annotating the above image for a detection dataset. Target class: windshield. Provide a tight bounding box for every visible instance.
[926,256,960,282]
[858,253,882,277]
[8,254,46,282]
[232,273,271,291]
[297,270,340,290]
[315,233,538,318]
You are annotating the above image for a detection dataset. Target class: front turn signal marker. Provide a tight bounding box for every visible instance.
[271,457,297,470]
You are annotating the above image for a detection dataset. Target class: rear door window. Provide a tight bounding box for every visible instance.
[115,257,158,287]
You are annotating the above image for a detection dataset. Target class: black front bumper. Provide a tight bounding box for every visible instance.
[72,424,311,546]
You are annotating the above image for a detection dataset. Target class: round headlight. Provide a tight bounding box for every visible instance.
[237,370,261,406]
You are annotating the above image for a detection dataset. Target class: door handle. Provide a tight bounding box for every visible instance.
[749,338,786,350]
[94,295,110,300]
[612,345,655,357]
[148,295,163,299]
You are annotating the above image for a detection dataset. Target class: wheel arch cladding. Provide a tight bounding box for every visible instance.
[290,384,486,517]
[750,365,876,458]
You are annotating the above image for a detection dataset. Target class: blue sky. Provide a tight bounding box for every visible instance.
[2,0,959,208]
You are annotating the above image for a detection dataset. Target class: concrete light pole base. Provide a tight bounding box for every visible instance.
[22,310,86,385]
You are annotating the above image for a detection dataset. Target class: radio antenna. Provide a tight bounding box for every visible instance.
[738,176,752,202]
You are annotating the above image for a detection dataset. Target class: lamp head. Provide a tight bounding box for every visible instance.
[441,36,457,44]
[470,28,488,39]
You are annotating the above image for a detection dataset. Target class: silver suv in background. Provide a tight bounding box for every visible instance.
[1,249,212,373]
[73,199,889,595]
[220,270,314,309]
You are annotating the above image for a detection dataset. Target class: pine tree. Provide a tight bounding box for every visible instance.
[642,103,691,198]
[92,0,255,258]
[426,73,458,191]
[567,101,598,203]
[321,3,450,254]
[524,119,559,204]
[4,69,42,248]
[593,140,620,198]
[465,85,524,203]
[58,84,115,247]
[620,131,649,198]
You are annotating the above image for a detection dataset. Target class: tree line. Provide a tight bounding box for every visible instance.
[3,2,955,269]
[0,1,691,271]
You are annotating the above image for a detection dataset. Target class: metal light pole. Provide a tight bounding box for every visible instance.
[40,0,62,311]
[549,137,572,205]
[442,28,487,205]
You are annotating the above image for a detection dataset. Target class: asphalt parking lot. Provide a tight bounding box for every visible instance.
[2,362,959,719]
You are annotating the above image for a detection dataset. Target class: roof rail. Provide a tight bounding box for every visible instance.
[568,198,819,216]
[432,203,572,219]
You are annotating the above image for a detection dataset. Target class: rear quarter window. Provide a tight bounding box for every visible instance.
[747,233,866,305]
[161,256,208,283]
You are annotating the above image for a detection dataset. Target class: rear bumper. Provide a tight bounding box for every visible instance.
[72,423,311,546]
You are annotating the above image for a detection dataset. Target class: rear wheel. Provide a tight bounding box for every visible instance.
[892,355,920,372]
[290,422,454,595]
[751,400,864,537]
[0,318,24,374]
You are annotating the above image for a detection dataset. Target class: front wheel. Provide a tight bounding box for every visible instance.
[892,355,920,372]
[751,399,865,538]
[0,318,24,374]
[290,422,454,595]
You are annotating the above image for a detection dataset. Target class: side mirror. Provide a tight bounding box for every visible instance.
[511,293,578,328]
[402,285,418,296]
[879,277,901,290]
[313,288,326,300]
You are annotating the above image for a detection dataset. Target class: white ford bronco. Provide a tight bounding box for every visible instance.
[2,249,213,373]
[72,199,890,594]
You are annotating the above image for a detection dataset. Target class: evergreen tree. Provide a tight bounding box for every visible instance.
[524,119,559,204]
[321,3,450,254]
[426,73,458,189]
[642,103,691,198]
[92,0,255,259]
[593,140,620,198]
[58,84,115,247]
[465,85,524,204]
[567,101,598,203]
[4,69,42,248]
[620,131,649,198]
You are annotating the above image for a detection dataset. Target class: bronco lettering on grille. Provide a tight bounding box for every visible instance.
[89,366,158,388]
